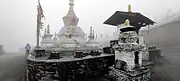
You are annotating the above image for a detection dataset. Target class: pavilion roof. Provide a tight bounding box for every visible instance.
[104,11,155,27]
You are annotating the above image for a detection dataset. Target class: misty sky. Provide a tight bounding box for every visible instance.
[0,0,179,52]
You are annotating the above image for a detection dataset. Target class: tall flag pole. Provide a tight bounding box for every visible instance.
[36,0,45,48]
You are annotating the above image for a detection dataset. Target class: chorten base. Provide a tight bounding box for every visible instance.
[108,67,152,81]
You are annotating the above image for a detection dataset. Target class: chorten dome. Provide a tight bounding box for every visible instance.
[58,0,86,44]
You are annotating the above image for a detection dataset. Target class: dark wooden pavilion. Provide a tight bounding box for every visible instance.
[104,5,155,34]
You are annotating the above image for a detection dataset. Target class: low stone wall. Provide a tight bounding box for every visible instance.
[27,55,114,81]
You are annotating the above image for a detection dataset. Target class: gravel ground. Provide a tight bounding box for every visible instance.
[0,53,26,81]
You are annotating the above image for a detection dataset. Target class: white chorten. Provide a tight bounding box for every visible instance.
[41,24,54,47]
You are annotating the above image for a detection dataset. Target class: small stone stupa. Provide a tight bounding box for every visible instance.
[109,19,152,81]
[104,4,155,81]
[114,19,143,71]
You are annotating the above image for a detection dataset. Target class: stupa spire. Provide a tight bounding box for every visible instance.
[69,0,74,6]
[47,24,50,34]
[89,26,95,40]
[63,0,79,26]
[90,26,93,36]
[68,0,74,14]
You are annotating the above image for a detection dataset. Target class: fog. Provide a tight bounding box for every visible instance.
[141,17,180,49]
[0,0,180,52]
[0,0,180,81]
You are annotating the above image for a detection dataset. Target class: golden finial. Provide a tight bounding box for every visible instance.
[128,4,132,12]
[124,19,130,26]
[47,24,50,34]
